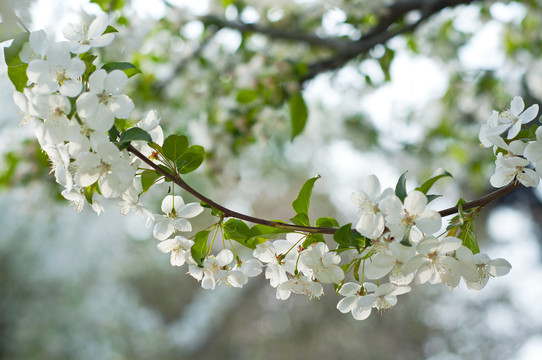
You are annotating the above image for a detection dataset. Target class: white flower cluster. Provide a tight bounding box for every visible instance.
[339,175,511,321]
[479,96,542,188]
[9,17,519,323]
[13,16,143,213]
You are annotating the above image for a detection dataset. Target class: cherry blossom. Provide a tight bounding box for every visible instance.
[300,242,344,283]
[153,195,204,240]
[19,30,48,63]
[276,274,323,300]
[157,235,194,267]
[63,15,115,54]
[76,69,134,132]
[27,42,85,97]
[351,175,394,239]
[524,127,542,178]
[490,154,539,188]
[499,96,538,140]
[336,282,376,320]
[380,190,442,240]
[188,249,234,290]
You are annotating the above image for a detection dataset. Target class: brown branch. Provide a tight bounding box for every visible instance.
[128,145,337,234]
[128,145,523,235]
[438,181,523,217]
[200,15,351,51]
[302,0,478,82]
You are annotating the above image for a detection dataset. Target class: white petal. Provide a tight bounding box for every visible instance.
[88,15,109,39]
[510,96,524,116]
[518,104,538,123]
[177,202,204,218]
[338,282,361,296]
[415,210,441,234]
[104,70,128,93]
[153,219,174,240]
[404,190,427,215]
[109,94,134,119]
[337,296,357,313]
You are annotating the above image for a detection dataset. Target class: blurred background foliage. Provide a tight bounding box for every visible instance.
[1,0,542,359]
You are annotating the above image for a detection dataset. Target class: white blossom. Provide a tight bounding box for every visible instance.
[499,96,538,140]
[63,15,115,54]
[157,235,194,267]
[380,190,442,240]
[153,195,203,240]
[276,274,323,300]
[27,42,85,97]
[20,30,48,63]
[490,153,539,188]
[336,282,376,320]
[524,127,542,178]
[76,69,134,132]
[300,242,344,283]
[188,249,234,290]
[351,175,394,239]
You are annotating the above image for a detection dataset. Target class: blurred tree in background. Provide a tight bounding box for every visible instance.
[1,0,542,359]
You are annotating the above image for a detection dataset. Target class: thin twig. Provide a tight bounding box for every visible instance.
[127,145,522,234]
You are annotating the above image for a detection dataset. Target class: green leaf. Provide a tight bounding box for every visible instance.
[90,0,125,12]
[119,127,152,144]
[290,213,310,227]
[236,89,259,104]
[426,194,442,203]
[84,183,98,204]
[162,135,188,166]
[4,32,28,67]
[191,230,210,267]
[80,52,97,83]
[395,171,408,202]
[4,32,29,92]
[289,91,308,140]
[416,169,453,195]
[140,170,162,193]
[315,217,339,228]
[103,25,119,34]
[333,224,353,247]
[302,233,325,248]
[108,125,119,142]
[247,224,290,239]
[178,145,205,174]
[292,175,320,217]
[223,219,250,241]
[7,63,28,92]
[101,62,141,78]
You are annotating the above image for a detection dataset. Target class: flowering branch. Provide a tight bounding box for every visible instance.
[128,144,524,234]
[127,145,337,234]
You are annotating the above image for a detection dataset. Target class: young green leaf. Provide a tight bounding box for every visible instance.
[395,171,408,202]
[140,170,162,193]
[191,230,210,267]
[289,91,308,141]
[119,127,152,145]
[4,32,28,67]
[302,233,325,248]
[162,135,189,166]
[290,213,310,227]
[178,145,205,174]
[7,64,28,92]
[292,175,320,217]
[103,25,119,34]
[101,62,141,78]
[236,89,259,104]
[315,217,339,228]
[416,170,453,195]
[223,219,251,241]
[247,224,290,239]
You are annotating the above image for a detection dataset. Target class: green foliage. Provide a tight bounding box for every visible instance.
[4,32,29,92]
[118,128,152,149]
[90,0,125,12]
[140,170,162,193]
[103,25,119,34]
[333,224,366,251]
[223,219,250,241]
[415,170,452,203]
[177,145,205,174]
[162,135,189,167]
[289,92,308,140]
[191,230,210,267]
[446,200,481,254]
[315,217,340,228]
[292,175,320,216]
[80,52,97,83]
[102,62,141,78]
[302,233,325,248]
[236,89,259,104]
[395,171,408,202]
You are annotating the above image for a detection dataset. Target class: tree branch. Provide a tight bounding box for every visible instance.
[128,144,523,235]
[302,0,477,82]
